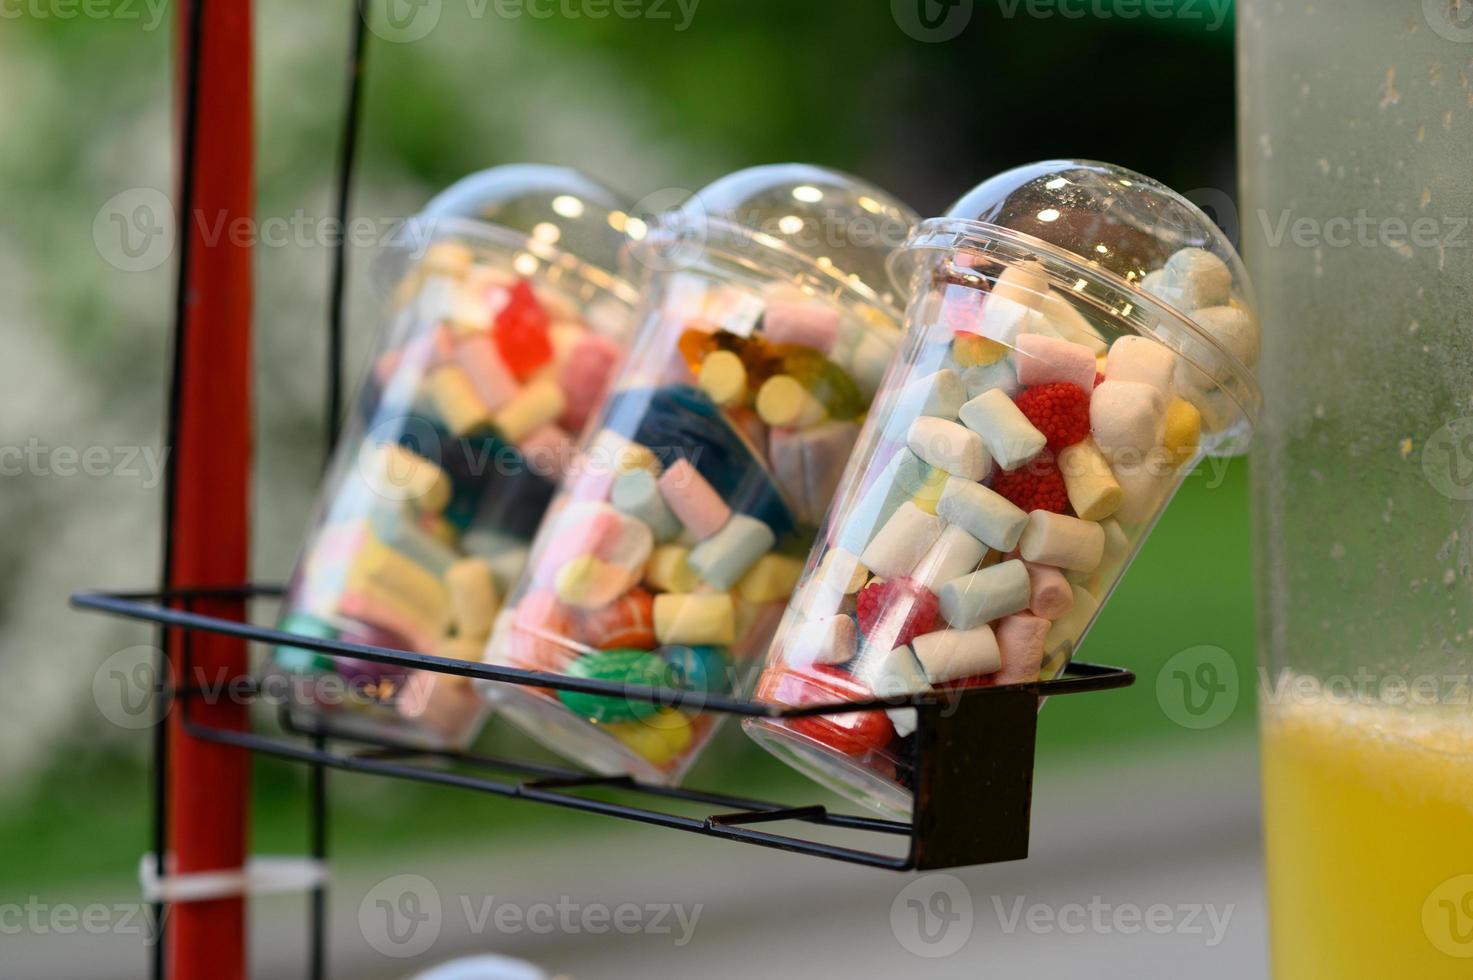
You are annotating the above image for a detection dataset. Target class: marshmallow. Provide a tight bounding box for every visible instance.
[554,554,637,610]
[1023,561,1074,620]
[959,388,1047,472]
[843,324,899,397]
[912,626,1002,684]
[1044,584,1101,664]
[423,242,474,277]
[644,544,701,594]
[1163,247,1232,311]
[612,469,682,542]
[517,424,575,481]
[952,331,1010,368]
[446,557,500,642]
[546,501,654,575]
[1163,397,1203,465]
[1057,438,1123,521]
[1014,333,1098,393]
[907,417,990,481]
[1039,292,1107,354]
[909,465,951,515]
[976,263,1049,344]
[836,448,933,554]
[961,359,1020,400]
[697,349,749,407]
[786,614,858,667]
[936,476,1029,552]
[895,369,967,422]
[912,523,987,591]
[1017,511,1105,572]
[860,501,945,579]
[494,378,566,443]
[658,459,732,540]
[756,375,827,428]
[1099,518,1130,566]
[688,514,777,590]
[654,593,736,646]
[1105,335,1176,396]
[809,548,870,610]
[395,653,485,742]
[558,332,622,432]
[1192,305,1260,369]
[456,334,517,411]
[771,421,862,526]
[737,553,805,604]
[363,443,451,514]
[994,614,1049,684]
[861,645,933,698]
[1113,454,1175,525]
[938,559,1032,629]
[589,430,660,476]
[1090,380,1165,456]
[426,365,493,437]
[763,301,840,353]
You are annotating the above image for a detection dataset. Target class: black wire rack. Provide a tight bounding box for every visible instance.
[74,1,1136,977]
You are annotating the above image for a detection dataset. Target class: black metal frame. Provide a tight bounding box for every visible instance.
[73,585,1133,873]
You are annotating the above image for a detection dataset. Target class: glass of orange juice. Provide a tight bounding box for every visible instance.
[1241,1,1473,975]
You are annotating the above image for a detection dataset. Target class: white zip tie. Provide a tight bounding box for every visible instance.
[139,854,329,903]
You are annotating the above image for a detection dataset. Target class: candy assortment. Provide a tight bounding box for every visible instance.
[480,165,918,782]
[271,166,638,748]
[745,161,1261,817]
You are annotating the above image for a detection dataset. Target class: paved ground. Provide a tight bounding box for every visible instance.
[10,739,1269,979]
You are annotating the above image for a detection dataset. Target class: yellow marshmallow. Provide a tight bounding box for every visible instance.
[644,544,701,594]
[698,350,749,407]
[755,375,827,428]
[494,378,566,443]
[1164,397,1203,465]
[653,593,735,646]
[426,365,492,437]
[446,558,500,643]
[910,466,951,515]
[737,553,805,604]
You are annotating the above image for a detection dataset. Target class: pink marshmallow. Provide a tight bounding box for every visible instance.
[762,301,839,354]
[994,613,1049,684]
[1015,333,1097,392]
[457,334,518,411]
[558,333,622,433]
[1024,561,1074,620]
[658,458,732,540]
[518,423,575,481]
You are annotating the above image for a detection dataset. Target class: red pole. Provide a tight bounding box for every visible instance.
[164,0,253,977]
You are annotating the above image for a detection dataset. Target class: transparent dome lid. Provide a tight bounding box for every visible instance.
[389,164,638,302]
[892,159,1261,431]
[634,164,919,316]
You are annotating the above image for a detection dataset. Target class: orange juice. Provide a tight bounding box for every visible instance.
[1261,693,1473,978]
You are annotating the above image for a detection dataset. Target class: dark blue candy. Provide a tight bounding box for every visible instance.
[659,644,733,695]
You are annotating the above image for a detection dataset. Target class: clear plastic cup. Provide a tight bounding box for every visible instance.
[270,165,639,748]
[744,160,1263,818]
[479,164,918,783]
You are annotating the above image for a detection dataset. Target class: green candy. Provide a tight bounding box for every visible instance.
[558,648,674,724]
[782,350,864,421]
[274,612,338,675]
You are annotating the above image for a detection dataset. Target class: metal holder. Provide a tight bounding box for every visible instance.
[74,585,1133,872]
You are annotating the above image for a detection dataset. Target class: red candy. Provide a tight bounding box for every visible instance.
[493,280,553,381]
[856,578,940,648]
[993,450,1070,514]
[1094,371,1106,388]
[581,587,656,650]
[1015,382,1091,451]
[758,664,896,758]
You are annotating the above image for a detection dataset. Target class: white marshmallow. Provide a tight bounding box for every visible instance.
[907,417,990,481]
[786,614,858,667]
[938,559,1033,629]
[961,359,1020,399]
[936,477,1029,552]
[958,388,1046,471]
[1056,438,1123,521]
[1090,380,1165,456]
[1014,333,1098,392]
[861,645,933,698]
[976,263,1049,344]
[859,501,945,579]
[912,523,987,591]
[1039,292,1107,354]
[1113,456,1175,525]
[1018,512,1105,573]
[1044,584,1101,665]
[1105,335,1177,397]
[895,369,966,422]
[845,327,899,398]
[1099,518,1130,566]
[912,626,1002,685]
[1191,305,1260,370]
[1163,247,1232,311]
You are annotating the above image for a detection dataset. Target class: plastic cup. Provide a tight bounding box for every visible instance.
[479,164,918,783]
[270,165,639,748]
[744,160,1263,818]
